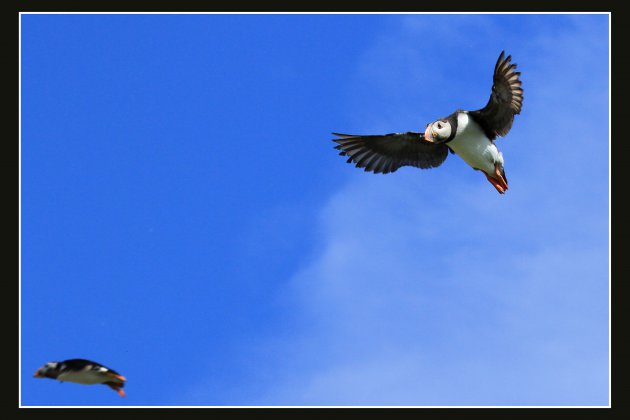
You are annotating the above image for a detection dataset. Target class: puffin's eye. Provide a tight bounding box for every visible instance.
[437,122,444,129]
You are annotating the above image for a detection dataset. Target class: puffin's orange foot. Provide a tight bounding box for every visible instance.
[107,384,126,397]
[494,164,508,191]
[109,373,127,382]
[485,172,506,194]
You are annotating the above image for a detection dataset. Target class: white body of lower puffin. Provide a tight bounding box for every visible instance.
[34,359,127,397]
[332,51,522,194]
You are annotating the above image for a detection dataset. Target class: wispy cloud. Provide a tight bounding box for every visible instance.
[248,177,607,406]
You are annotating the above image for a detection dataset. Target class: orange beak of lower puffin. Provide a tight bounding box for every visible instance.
[33,369,42,378]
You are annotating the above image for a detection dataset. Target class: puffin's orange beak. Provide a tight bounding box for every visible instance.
[33,369,42,378]
[424,125,434,143]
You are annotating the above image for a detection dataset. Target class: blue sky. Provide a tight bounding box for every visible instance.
[20,13,609,406]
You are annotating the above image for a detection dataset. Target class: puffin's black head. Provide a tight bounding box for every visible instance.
[423,112,460,144]
[33,362,61,379]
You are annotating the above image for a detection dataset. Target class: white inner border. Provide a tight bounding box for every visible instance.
[18,10,612,409]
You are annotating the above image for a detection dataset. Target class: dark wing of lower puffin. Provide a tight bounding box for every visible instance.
[469,51,524,140]
[332,132,449,174]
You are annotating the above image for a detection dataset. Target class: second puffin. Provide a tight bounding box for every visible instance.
[34,358,127,397]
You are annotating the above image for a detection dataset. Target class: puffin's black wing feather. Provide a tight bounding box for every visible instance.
[469,51,523,140]
[332,132,449,173]
[61,359,98,371]
[62,359,122,375]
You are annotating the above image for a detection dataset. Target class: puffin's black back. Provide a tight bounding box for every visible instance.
[62,359,122,375]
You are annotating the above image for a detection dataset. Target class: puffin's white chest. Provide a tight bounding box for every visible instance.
[57,369,108,385]
[447,113,502,175]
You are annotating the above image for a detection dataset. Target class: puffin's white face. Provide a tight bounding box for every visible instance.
[34,362,59,379]
[41,362,58,373]
[424,120,452,143]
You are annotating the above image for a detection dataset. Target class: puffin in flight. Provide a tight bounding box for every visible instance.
[332,51,523,194]
[34,359,127,397]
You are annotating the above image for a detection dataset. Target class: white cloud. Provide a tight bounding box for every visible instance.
[248,170,607,405]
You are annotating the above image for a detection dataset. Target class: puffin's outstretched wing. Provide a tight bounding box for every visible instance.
[469,51,523,140]
[332,132,449,174]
